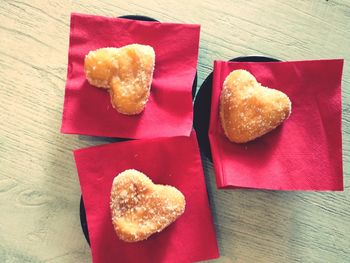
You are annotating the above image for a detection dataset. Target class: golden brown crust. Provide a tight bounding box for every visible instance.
[110,169,185,242]
[219,70,291,143]
[84,44,155,115]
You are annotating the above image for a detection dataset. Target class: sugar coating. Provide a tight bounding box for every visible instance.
[84,44,155,115]
[110,169,186,242]
[219,69,292,143]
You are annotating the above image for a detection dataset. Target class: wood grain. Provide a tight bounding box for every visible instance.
[0,0,349,262]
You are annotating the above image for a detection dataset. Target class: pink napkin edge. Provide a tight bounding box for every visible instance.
[191,133,220,256]
[72,154,94,244]
[60,124,193,139]
[60,13,77,135]
[217,184,344,192]
[73,131,194,157]
[70,12,201,28]
[213,58,344,64]
[211,161,344,192]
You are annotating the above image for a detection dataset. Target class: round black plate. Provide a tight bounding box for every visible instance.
[79,14,198,246]
[193,56,281,161]
[80,196,90,245]
[119,15,158,22]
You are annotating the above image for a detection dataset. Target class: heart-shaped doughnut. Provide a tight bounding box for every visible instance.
[110,169,186,242]
[84,44,155,115]
[220,69,291,143]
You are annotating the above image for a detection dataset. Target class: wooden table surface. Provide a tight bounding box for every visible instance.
[1,1,349,262]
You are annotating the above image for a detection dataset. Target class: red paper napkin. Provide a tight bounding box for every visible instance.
[61,13,200,139]
[74,131,219,263]
[209,59,344,191]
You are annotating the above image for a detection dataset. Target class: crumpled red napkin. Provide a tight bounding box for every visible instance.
[61,13,200,139]
[74,131,219,263]
[209,59,344,191]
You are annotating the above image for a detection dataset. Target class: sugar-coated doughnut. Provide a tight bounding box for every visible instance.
[84,44,155,115]
[220,69,291,143]
[110,169,185,242]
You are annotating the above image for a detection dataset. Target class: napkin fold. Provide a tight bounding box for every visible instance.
[74,131,219,263]
[209,59,344,191]
[61,13,200,139]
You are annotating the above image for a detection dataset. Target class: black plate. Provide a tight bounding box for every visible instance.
[80,197,90,245]
[193,56,281,161]
[119,15,158,22]
[79,14,198,246]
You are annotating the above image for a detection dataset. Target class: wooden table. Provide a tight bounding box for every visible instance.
[1,1,349,262]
